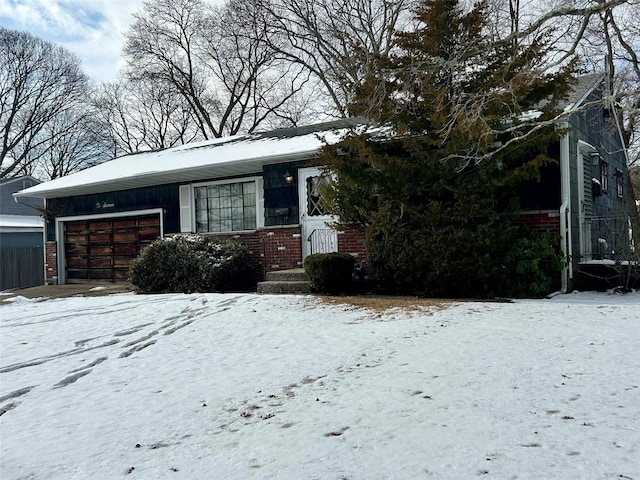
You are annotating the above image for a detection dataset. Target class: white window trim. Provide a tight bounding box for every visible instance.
[55,208,164,285]
[191,176,262,235]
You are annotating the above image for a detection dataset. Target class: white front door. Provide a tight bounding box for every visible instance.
[298,167,338,259]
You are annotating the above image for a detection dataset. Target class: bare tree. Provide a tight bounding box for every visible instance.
[123,0,310,139]
[0,28,91,179]
[252,0,417,118]
[34,107,113,180]
[95,77,201,155]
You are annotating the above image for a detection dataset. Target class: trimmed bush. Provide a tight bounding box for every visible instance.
[304,252,355,294]
[503,231,564,298]
[129,234,253,294]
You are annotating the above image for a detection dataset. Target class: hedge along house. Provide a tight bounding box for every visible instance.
[13,120,367,285]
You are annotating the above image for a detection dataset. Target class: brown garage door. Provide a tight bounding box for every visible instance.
[64,214,160,283]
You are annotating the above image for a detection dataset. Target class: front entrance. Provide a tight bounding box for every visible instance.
[298,167,338,259]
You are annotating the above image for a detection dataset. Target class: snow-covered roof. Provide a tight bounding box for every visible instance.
[15,120,361,200]
[0,214,44,231]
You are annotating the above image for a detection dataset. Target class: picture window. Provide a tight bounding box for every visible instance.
[194,181,256,233]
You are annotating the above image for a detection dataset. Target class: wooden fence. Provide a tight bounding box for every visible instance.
[0,247,44,291]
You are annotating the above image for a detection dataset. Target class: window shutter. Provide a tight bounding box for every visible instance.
[179,185,192,232]
[256,177,265,228]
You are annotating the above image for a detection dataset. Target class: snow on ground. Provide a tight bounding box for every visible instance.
[0,291,638,479]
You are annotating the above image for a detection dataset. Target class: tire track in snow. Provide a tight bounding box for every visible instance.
[2,295,249,400]
[0,385,36,403]
[0,339,120,373]
[0,386,37,416]
[53,369,93,389]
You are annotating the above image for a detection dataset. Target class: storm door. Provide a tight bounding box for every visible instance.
[298,167,338,259]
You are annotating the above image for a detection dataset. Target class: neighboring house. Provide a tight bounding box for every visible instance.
[14,75,631,292]
[1,176,45,290]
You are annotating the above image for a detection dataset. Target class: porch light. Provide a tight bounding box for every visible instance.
[284,170,295,184]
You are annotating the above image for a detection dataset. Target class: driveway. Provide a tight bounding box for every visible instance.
[1,282,134,302]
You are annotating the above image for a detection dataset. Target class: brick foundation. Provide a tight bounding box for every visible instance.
[45,241,58,284]
[518,210,561,235]
[222,226,303,281]
[228,226,366,281]
[337,228,367,262]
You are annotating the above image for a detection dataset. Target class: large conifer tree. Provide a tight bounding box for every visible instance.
[319,0,575,297]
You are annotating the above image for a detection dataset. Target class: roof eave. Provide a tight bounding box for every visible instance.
[14,150,317,200]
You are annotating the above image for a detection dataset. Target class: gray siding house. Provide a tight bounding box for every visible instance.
[0,176,45,289]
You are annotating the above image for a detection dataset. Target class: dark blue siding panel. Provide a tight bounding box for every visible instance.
[263,163,300,226]
[46,184,181,241]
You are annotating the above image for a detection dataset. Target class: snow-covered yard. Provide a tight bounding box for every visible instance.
[1,291,638,479]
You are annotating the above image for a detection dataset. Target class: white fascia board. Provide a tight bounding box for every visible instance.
[15,150,316,200]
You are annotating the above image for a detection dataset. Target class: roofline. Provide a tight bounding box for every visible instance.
[0,175,41,187]
[570,73,606,110]
[13,148,319,200]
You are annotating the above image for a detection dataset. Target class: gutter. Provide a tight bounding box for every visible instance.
[12,149,316,200]
[558,122,572,293]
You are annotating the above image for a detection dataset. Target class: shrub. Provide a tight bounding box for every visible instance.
[304,252,355,294]
[503,231,564,298]
[129,234,253,294]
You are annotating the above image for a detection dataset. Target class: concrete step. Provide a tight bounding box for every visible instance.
[257,268,311,294]
[257,280,311,294]
[265,268,309,282]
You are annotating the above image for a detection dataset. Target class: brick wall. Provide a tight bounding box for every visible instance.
[258,227,303,272]
[224,226,303,281]
[337,228,367,262]
[518,210,561,235]
[230,226,366,281]
[45,241,58,284]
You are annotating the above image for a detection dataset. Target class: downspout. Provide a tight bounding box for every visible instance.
[42,198,48,285]
[559,122,572,293]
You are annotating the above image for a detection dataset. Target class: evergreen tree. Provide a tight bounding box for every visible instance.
[319,0,573,297]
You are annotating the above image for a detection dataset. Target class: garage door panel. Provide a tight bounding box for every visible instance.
[139,217,160,227]
[138,228,160,241]
[67,256,88,268]
[90,257,113,268]
[87,269,113,280]
[66,269,89,280]
[65,224,88,233]
[112,231,138,243]
[88,221,113,231]
[65,233,88,244]
[88,246,112,256]
[112,219,139,228]
[113,256,135,267]
[113,270,130,280]
[66,245,87,256]
[113,244,137,255]
[64,214,160,283]
[89,232,111,243]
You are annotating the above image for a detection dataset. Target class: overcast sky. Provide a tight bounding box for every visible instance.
[1,0,152,83]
